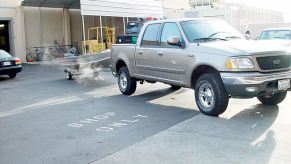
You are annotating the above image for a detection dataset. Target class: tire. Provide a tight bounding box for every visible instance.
[9,73,17,78]
[66,72,73,80]
[170,85,181,90]
[194,73,229,116]
[257,91,287,105]
[118,66,136,95]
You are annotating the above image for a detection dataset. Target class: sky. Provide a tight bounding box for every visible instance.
[225,0,291,22]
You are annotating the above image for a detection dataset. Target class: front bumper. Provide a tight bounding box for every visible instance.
[220,70,291,98]
[0,65,22,75]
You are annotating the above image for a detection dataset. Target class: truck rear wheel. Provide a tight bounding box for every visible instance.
[118,66,136,95]
[194,73,229,116]
[257,91,287,105]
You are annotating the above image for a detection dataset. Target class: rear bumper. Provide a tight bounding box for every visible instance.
[220,70,291,98]
[0,65,22,75]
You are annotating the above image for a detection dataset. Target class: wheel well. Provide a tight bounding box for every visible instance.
[191,65,219,88]
[116,60,127,73]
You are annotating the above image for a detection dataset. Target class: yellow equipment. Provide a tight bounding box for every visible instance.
[83,27,115,54]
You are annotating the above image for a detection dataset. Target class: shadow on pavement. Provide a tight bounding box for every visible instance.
[228,104,278,164]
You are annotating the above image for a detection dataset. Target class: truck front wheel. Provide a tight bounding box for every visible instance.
[257,91,287,105]
[194,73,229,116]
[118,66,137,95]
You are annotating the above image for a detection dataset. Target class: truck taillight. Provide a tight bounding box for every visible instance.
[15,58,21,65]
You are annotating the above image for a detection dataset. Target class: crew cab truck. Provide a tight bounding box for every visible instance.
[110,18,291,116]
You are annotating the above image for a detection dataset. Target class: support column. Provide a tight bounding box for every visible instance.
[63,8,71,46]
[100,16,104,51]
[81,15,86,55]
[123,17,126,35]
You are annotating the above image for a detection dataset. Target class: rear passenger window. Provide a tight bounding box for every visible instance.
[141,24,161,46]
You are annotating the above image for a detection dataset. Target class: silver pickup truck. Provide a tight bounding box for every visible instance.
[110,18,291,116]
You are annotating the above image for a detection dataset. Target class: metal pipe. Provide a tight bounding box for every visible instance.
[82,15,86,55]
[123,17,126,35]
[39,7,42,47]
[100,16,104,51]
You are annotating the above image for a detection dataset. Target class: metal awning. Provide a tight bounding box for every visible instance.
[81,0,163,18]
[21,0,80,9]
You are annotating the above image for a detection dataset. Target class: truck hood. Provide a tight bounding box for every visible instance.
[192,39,289,56]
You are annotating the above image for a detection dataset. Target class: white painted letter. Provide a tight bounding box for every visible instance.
[121,119,139,123]
[105,112,116,116]
[96,127,114,132]
[80,119,98,123]
[93,115,109,119]
[67,123,83,128]
[109,122,127,128]
[132,114,148,118]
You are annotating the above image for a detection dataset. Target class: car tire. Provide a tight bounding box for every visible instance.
[170,85,181,90]
[9,73,17,78]
[257,91,287,105]
[118,66,136,95]
[194,73,229,116]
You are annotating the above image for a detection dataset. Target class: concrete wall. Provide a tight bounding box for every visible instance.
[185,3,284,34]
[0,0,26,60]
[160,0,191,18]
[24,7,67,48]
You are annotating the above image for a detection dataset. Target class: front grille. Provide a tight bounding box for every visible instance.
[256,55,291,70]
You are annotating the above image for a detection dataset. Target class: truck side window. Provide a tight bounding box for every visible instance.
[141,23,161,46]
[160,23,183,47]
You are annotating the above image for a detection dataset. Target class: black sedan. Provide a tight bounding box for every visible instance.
[0,49,22,78]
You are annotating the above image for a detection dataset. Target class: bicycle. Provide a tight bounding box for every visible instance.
[26,47,44,62]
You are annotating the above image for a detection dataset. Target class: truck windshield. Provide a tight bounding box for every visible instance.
[259,30,291,40]
[180,20,243,42]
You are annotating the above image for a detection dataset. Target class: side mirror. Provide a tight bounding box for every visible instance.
[167,36,182,47]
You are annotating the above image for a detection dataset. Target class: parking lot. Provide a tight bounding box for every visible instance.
[0,64,291,164]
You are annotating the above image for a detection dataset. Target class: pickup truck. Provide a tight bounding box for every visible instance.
[110,18,291,116]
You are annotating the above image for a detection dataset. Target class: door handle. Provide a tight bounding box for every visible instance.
[187,54,194,58]
[158,52,164,56]
[138,51,143,55]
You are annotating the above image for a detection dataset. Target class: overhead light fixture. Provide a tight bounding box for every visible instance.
[0,24,4,28]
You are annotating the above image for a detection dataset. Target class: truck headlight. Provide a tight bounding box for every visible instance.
[226,57,255,70]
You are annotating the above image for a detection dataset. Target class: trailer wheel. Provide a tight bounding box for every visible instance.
[118,66,136,95]
[66,72,73,80]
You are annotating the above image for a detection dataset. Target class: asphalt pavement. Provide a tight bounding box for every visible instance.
[0,64,197,164]
[0,64,290,164]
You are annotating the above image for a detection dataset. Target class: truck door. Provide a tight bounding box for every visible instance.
[154,22,188,85]
[136,23,162,79]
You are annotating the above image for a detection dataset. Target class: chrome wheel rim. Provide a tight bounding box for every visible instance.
[198,82,215,110]
[119,72,127,91]
[66,73,70,79]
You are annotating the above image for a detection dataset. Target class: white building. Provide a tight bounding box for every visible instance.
[0,0,164,61]
[185,0,284,33]
[0,0,285,61]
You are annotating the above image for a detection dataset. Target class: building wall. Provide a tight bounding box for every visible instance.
[24,7,67,48]
[160,0,191,18]
[0,0,26,60]
[185,3,284,34]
